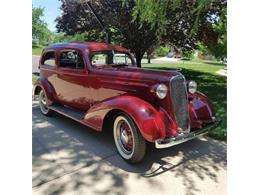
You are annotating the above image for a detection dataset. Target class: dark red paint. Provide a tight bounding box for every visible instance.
[35,42,216,142]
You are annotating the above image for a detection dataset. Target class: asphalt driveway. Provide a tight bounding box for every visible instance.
[32,55,40,73]
[32,101,226,195]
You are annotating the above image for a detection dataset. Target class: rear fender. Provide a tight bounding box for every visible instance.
[33,77,56,105]
[84,96,172,142]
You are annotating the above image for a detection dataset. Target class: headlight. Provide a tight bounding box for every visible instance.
[188,81,197,94]
[156,84,168,99]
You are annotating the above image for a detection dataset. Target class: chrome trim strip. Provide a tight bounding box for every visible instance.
[143,68,182,73]
[155,119,221,149]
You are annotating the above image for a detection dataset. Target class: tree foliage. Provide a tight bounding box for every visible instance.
[32,6,52,45]
[206,7,227,60]
[134,0,227,59]
[56,0,158,67]
[56,0,226,65]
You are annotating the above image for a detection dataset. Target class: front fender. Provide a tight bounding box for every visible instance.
[83,95,172,142]
[189,91,216,129]
[34,77,56,105]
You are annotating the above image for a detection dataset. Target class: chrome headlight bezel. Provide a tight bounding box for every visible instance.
[156,84,168,99]
[188,80,197,94]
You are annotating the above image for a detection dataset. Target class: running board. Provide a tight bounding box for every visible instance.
[49,104,86,120]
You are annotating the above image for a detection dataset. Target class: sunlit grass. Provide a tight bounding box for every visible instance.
[143,61,227,141]
[32,47,43,55]
[32,77,37,85]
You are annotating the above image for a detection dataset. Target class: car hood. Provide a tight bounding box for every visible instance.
[97,66,183,84]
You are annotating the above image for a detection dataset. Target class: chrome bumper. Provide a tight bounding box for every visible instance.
[155,119,221,149]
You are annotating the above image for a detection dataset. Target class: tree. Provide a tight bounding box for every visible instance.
[56,0,158,67]
[32,6,52,46]
[134,0,227,59]
[204,7,227,61]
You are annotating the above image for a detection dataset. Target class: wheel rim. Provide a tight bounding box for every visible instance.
[39,90,49,114]
[113,116,134,159]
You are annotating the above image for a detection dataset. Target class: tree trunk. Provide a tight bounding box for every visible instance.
[135,54,143,68]
[147,51,151,64]
[147,57,151,64]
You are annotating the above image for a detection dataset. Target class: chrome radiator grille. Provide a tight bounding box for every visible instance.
[170,75,190,132]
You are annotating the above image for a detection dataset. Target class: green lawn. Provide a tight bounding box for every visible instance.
[32,76,37,85]
[32,47,43,55]
[143,61,227,141]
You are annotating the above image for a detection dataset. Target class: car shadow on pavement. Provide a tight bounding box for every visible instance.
[32,102,226,195]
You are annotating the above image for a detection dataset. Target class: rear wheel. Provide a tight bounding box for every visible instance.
[39,89,53,116]
[113,113,146,163]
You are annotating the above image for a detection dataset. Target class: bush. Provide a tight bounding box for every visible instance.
[52,32,93,44]
[182,50,195,59]
[32,39,41,48]
[70,33,87,42]
[52,33,70,43]
[154,46,169,57]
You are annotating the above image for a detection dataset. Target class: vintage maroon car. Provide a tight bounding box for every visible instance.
[33,42,219,163]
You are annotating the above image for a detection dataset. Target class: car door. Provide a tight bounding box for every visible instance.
[40,50,58,100]
[55,48,92,111]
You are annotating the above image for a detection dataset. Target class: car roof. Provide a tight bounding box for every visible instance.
[45,42,129,53]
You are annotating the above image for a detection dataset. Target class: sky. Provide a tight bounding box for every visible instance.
[32,0,61,32]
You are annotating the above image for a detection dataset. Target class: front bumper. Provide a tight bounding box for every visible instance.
[155,119,221,149]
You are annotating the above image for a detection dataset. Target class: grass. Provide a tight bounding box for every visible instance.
[32,46,43,55]
[32,76,37,85]
[143,61,227,141]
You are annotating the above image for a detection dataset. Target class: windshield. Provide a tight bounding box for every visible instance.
[90,50,135,67]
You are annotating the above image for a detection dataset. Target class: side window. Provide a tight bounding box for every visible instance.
[90,51,134,67]
[113,53,132,65]
[59,50,84,69]
[42,51,55,67]
[91,53,108,66]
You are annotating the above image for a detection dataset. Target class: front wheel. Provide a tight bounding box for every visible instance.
[39,89,53,116]
[113,113,146,163]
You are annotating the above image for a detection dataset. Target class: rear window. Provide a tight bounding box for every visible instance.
[42,51,55,67]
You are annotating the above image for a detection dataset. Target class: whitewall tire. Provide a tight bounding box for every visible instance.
[113,113,146,163]
[39,89,53,116]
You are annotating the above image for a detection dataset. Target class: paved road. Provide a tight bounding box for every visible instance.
[32,55,40,73]
[32,101,226,195]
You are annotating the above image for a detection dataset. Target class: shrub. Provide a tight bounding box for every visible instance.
[154,46,169,57]
[182,50,195,59]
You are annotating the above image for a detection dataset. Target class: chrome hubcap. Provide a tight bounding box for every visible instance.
[116,119,133,154]
[121,130,129,145]
[41,93,47,105]
[39,90,49,114]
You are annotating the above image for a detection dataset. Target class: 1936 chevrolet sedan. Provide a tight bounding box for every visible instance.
[33,42,219,163]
